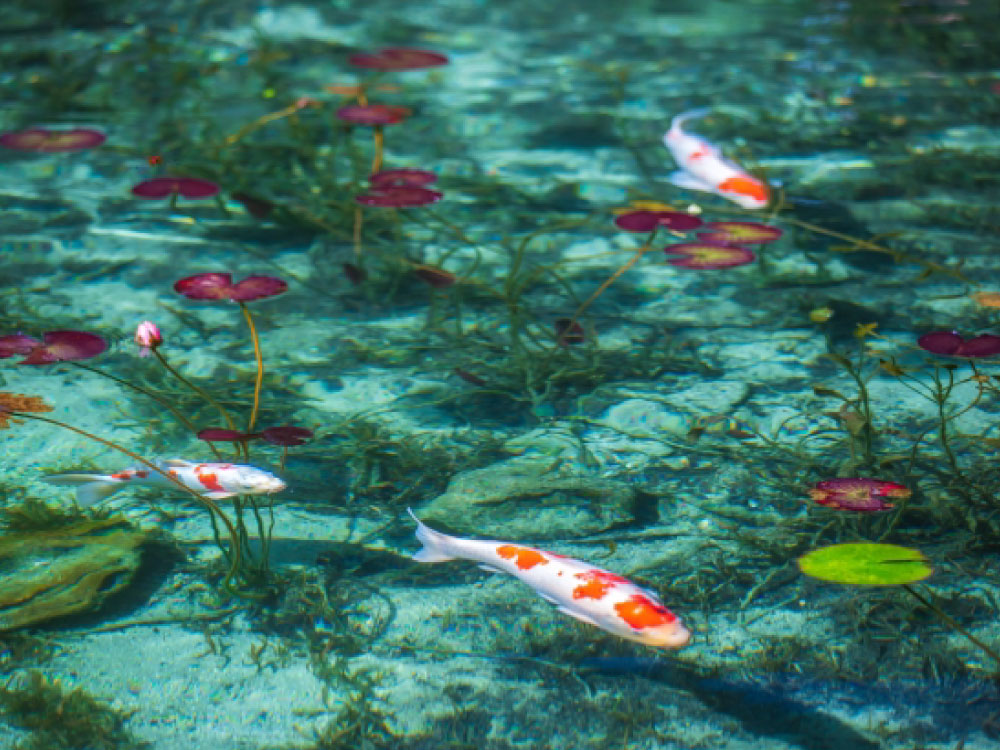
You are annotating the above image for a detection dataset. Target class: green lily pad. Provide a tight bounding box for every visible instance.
[798,542,932,585]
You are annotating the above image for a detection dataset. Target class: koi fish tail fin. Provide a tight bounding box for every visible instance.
[668,107,714,136]
[408,508,458,563]
[42,474,126,506]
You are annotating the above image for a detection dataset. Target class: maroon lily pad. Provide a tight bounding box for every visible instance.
[0,127,106,153]
[348,48,449,71]
[917,331,1000,358]
[0,333,42,359]
[614,210,703,233]
[261,426,313,446]
[18,330,107,365]
[174,273,288,302]
[698,221,783,245]
[413,266,456,288]
[808,477,910,512]
[132,177,220,199]
[198,428,260,442]
[369,169,438,189]
[355,186,443,208]
[664,242,756,270]
[336,104,411,126]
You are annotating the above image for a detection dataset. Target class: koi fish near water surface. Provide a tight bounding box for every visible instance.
[409,510,690,649]
[44,459,287,506]
[663,108,770,210]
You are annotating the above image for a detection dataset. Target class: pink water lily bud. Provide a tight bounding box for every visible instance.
[134,321,162,357]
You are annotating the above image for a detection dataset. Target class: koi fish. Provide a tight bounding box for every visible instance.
[663,109,770,210]
[409,510,690,649]
[43,459,286,506]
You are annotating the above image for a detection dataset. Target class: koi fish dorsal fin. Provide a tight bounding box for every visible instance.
[162,458,193,467]
[409,508,458,563]
[42,473,126,506]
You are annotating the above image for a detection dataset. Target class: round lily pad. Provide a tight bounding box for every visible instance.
[798,543,932,585]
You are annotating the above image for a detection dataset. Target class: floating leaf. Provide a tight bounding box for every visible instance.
[798,543,932,585]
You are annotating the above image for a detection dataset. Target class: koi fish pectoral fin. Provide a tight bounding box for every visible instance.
[667,170,715,193]
[203,491,238,500]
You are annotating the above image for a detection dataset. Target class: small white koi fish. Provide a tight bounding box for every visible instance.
[663,108,770,210]
[44,459,286,506]
[409,510,690,649]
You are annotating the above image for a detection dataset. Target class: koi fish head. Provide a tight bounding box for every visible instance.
[229,466,287,495]
[635,619,692,649]
[717,175,770,210]
[614,594,691,649]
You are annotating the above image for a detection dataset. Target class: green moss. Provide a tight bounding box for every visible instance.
[0,671,148,750]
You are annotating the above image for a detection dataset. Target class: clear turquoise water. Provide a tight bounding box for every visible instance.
[2,1,999,748]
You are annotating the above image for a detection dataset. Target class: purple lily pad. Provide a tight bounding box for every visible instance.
[174,273,288,302]
[918,331,1000,358]
[132,177,220,199]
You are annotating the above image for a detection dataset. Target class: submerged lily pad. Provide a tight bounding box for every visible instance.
[0,518,151,630]
[798,543,932,586]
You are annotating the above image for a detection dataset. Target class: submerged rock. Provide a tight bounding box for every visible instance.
[417,460,646,539]
[0,518,149,631]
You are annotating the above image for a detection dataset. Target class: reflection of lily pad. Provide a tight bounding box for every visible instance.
[798,543,932,585]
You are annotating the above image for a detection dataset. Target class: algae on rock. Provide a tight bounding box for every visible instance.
[0,518,150,631]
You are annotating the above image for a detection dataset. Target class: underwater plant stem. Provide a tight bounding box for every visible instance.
[240,302,265,432]
[902,584,1000,670]
[7,411,244,589]
[932,366,964,480]
[152,349,238,432]
[558,247,649,345]
[353,206,364,258]
[68,362,203,435]
[371,126,384,174]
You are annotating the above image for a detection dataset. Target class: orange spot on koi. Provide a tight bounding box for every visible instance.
[496,545,548,570]
[614,594,677,629]
[717,176,769,203]
[196,469,225,493]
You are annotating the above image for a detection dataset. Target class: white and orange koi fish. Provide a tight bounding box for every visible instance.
[663,108,770,210]
[409,510,690,649]
[44,459,286,506]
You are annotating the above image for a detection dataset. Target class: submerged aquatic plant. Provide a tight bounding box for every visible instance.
[917,331,1000,358]
[0,127,106,152]
[174,272,287,431]
[696,220,783,245]
[348,47,449,70]
[663,241,756,270]
[0,330,107,364]
[0,671,149,750]
[807,477,910,512]
[798,543,1000,670]
[130,176,220,200]
[798,542,931,586]
[337,104,411,174]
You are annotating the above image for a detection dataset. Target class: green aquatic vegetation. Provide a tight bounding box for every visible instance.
[0,671,148,750]
[799,543,1000,672]
[0,497,98,533]
[798,542,931,585]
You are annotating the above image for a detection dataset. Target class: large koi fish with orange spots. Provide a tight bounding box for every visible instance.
[43,459,286,506]
[663,108,770,210]
[409,510,690,649]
